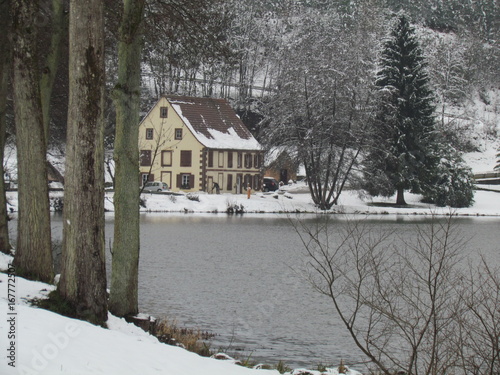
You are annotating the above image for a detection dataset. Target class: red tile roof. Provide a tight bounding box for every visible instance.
[165,95,259,149]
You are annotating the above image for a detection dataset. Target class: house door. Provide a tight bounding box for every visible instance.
[280,169,288,184]
[207,176,214,193]
[161,171,172,190]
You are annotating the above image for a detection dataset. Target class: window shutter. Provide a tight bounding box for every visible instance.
[227,174,233,191]
[245,153,252,168]
[140,150,152,166]
[180,150,192,167]
[189,174,195,189]
[148,173,154,181]
[228,152,233,168]
[254,174,260,190]
[176,174,182,188]
[208,150,213,168]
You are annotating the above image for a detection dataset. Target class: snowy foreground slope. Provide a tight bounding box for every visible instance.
[0,254,359,375]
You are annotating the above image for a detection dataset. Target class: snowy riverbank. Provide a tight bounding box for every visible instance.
[0,252,360,375]
[4,181,500,217]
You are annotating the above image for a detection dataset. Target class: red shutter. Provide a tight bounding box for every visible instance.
[189,174,195,189]
[176,174,182,188]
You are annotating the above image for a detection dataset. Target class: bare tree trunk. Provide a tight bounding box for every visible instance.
[58,0,107,324]
[11,0,53,281]
[396,186,407,205]
[40,0,65,142]
[109,0,145,318]
[0,0,11,254]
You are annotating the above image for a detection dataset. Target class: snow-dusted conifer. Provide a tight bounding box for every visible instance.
[362,14,438,205]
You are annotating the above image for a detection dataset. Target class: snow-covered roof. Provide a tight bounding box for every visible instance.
[165,95,261,151]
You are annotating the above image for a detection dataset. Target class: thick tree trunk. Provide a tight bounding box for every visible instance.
[58,0,107,324]
[109,0,145,318]
[40,0,65,141]
[11,0,53,281]
[396,186,407,206]
[0,0,11,254]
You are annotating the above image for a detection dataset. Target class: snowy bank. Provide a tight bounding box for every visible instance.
[0,254,360,375]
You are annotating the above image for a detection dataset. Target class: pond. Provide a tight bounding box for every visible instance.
[11,213,500,369]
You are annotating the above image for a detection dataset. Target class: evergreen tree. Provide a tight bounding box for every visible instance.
[362,15,438,205]
[421,144,475,208]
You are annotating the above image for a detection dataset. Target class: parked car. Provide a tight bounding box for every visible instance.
[143,181,169,192]
[262,177,279,192]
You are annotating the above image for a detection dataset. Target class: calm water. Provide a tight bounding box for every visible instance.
[11,213,500,369]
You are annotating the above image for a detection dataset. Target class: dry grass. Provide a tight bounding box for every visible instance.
[153,318,214,357]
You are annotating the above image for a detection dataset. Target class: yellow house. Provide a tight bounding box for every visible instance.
[138,95,263,193]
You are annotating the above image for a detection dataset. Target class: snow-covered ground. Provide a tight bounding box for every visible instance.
[0,253,359,375]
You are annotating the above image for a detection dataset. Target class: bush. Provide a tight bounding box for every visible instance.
[422,148,475,208]
[50,197,64,212]
[186,193,200,202]
[226,200,244,214]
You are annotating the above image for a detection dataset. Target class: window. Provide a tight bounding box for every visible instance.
[146,128,154,140]
[177,173,193,189]
[140,150,152,166]
[237,152,242,168]
[244,153,253,168]
[161,150,172,166]
[227,174,233,191]
[180,150,192,167]
[227,152,233,168]
[253,174,260,191]
[218,151,224,168]
[160,106,168,118]
[254,154,261,169]
[141,173,152,186]
[175,128,182,140]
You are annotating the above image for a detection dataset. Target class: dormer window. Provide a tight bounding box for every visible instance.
[160,106,168,118]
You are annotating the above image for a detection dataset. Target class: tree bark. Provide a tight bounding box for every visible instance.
[58,0,107,324]
[40,0,66,142]
[109,0,145,318]
[0,0,11,254]
[11,0,53,281]
[396,186,407,205]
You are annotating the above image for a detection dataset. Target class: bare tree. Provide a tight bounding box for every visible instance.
[11,0,53,281]
[294,213,467,374]
[263,6,379,210]
[58,0,108,324]
[457,257,500,375]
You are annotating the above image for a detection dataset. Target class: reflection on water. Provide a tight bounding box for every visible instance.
[8,213,500,369]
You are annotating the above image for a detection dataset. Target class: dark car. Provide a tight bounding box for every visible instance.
[262,177,279,192]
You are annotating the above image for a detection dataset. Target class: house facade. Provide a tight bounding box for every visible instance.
[138,95,263,193]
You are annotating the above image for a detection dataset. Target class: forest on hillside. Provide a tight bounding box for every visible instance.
[3,0,498,150]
